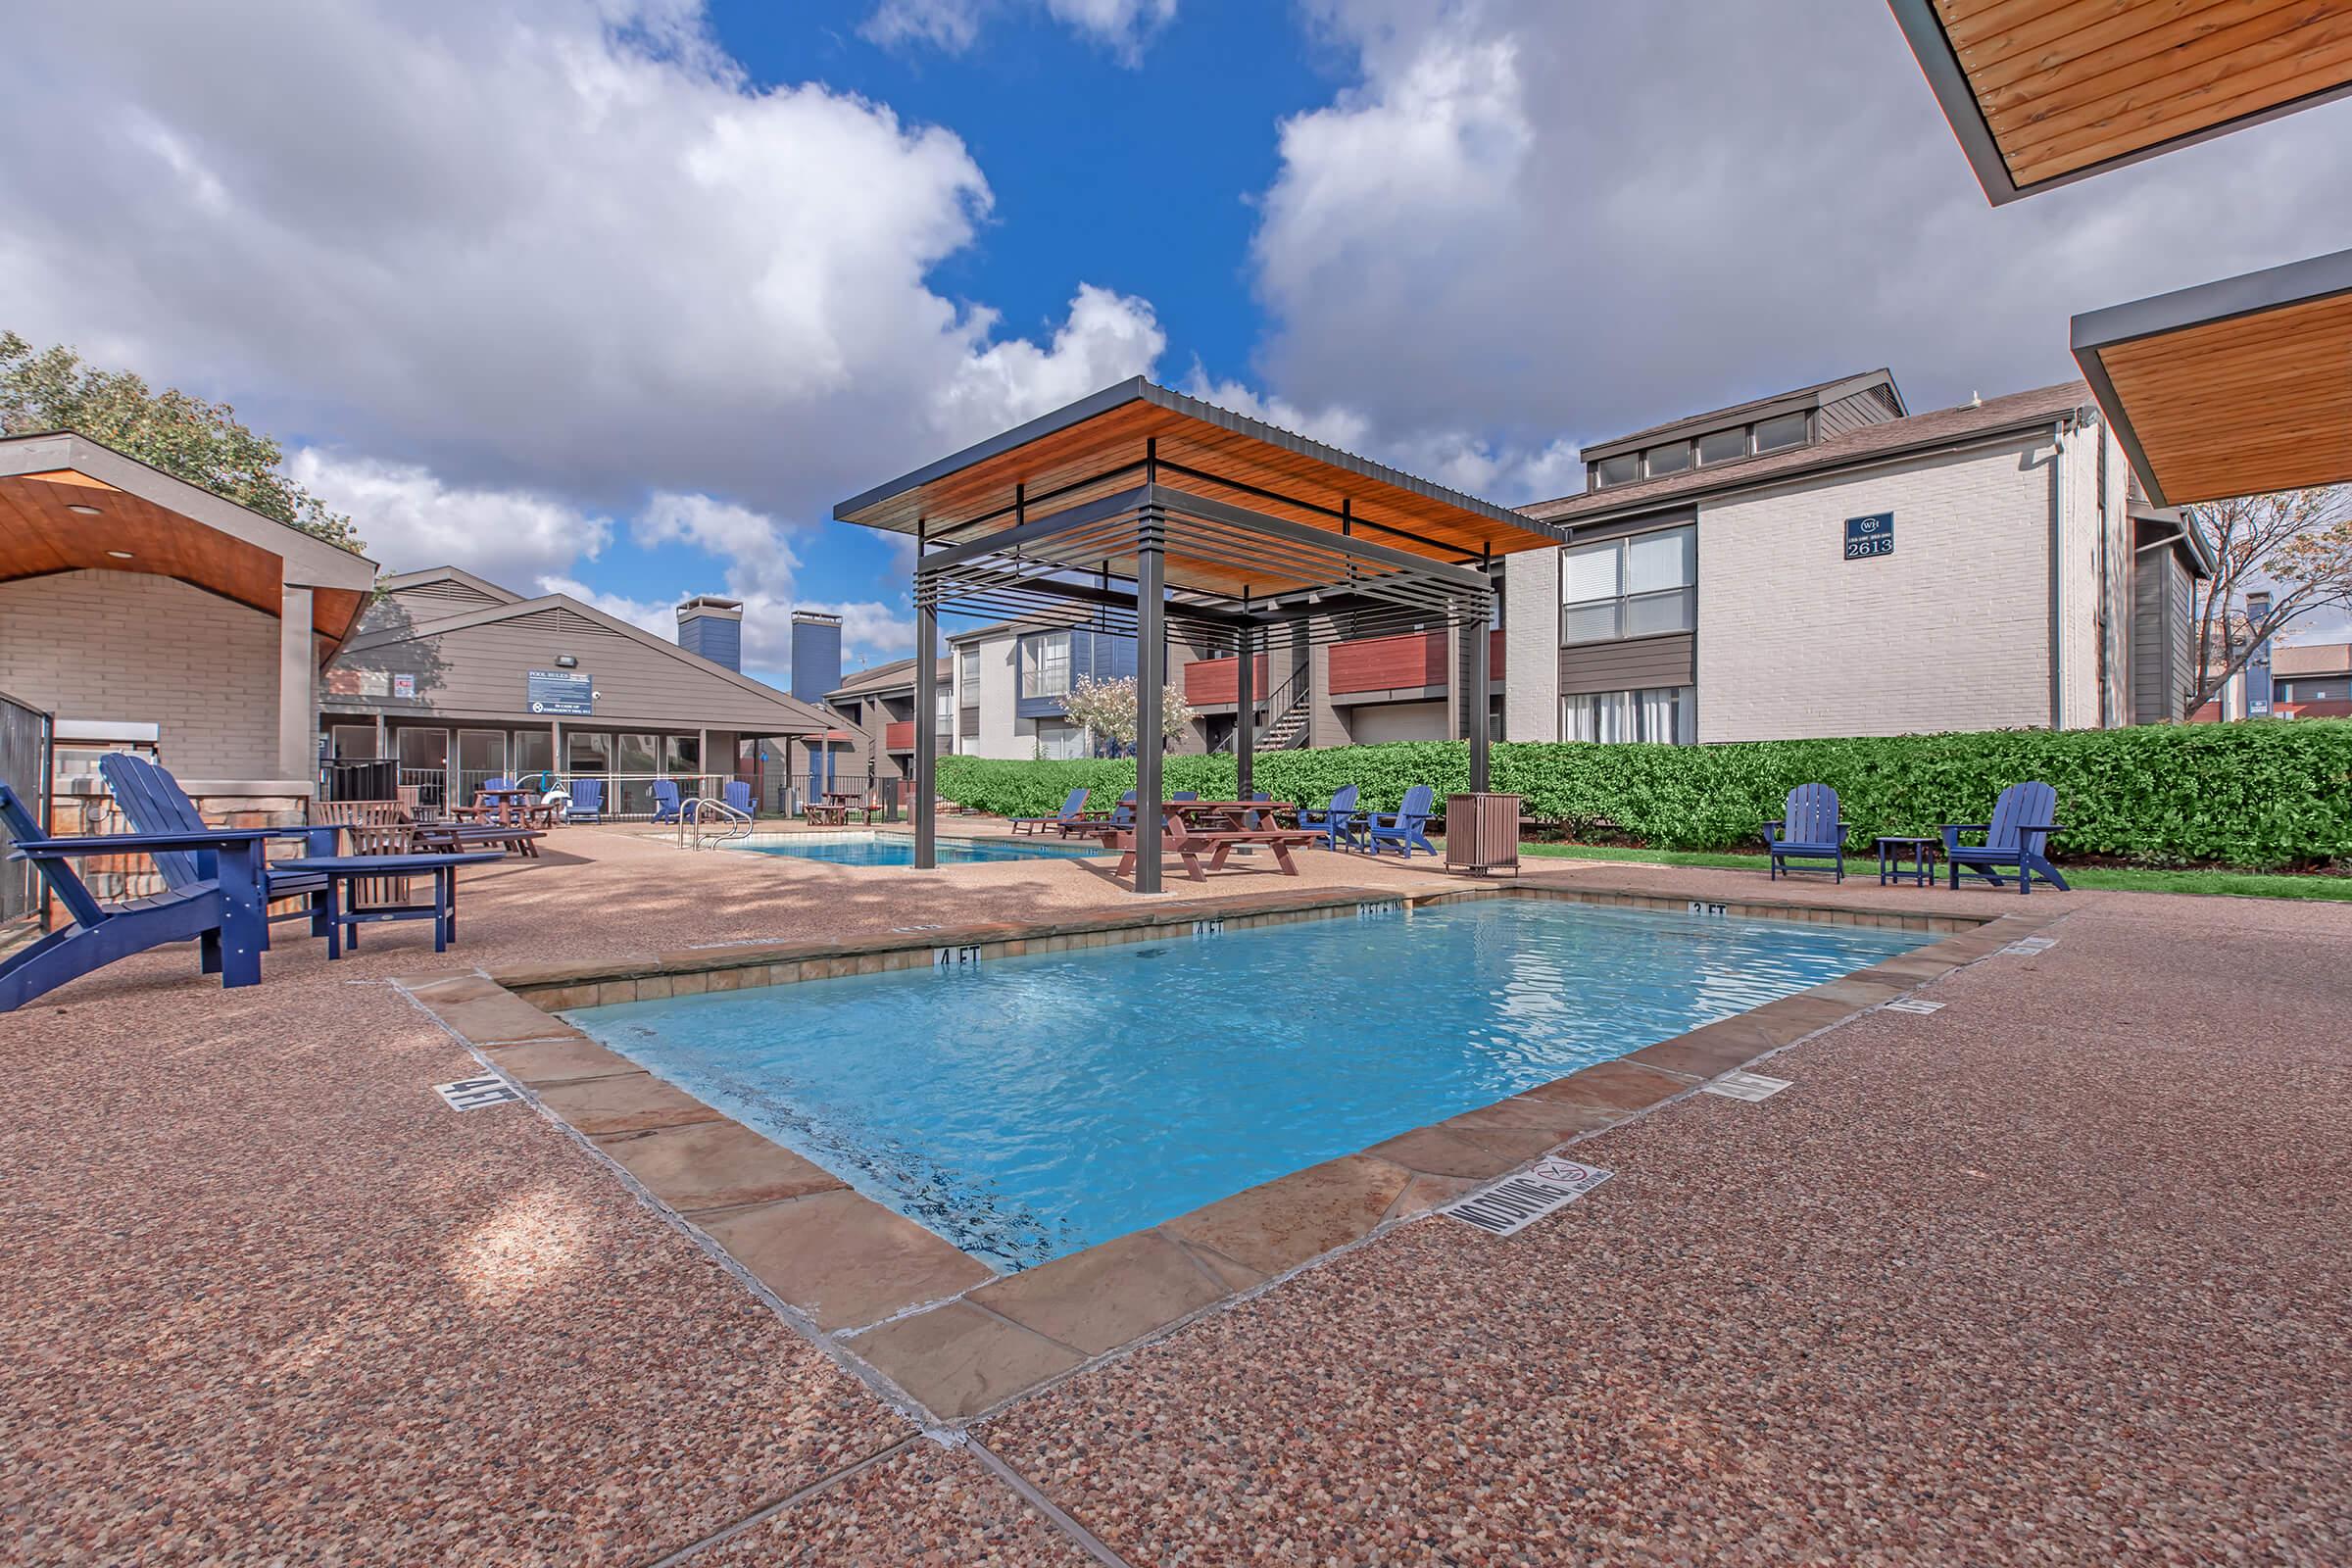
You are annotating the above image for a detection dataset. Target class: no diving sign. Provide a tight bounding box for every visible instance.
[1445,1157,1613,1237]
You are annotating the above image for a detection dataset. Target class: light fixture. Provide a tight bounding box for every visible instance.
[106,550,135,560]
[67,503,102,515]
[556,654,578,668]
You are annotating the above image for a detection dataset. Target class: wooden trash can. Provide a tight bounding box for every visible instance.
[1446,793,1522,875]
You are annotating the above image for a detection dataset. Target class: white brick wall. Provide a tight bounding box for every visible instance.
[1695,434,2060,742]
[1503,548,1560,741]
[0,568,282,776]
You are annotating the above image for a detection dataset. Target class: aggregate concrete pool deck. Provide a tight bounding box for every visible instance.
[3,824,2345,1564]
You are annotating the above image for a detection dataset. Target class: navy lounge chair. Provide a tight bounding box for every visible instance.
[1360,785,1438,858]
[1297,784,1362,852]
[565,779,604,823]
[724,779,754,814]
[0,781,274,1010]
[1943,782,2069,896]
[1764,783,1847,882]
[650,779,683,823]
[1013,787,1090,836]
[101,754,337,945]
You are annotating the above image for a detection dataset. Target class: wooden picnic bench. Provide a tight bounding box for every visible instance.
[1083,802,1315,882]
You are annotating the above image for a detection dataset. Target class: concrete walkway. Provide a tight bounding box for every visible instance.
[3,828,2343,1564]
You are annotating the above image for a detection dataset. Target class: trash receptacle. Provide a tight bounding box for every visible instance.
[1445,793,1521,875]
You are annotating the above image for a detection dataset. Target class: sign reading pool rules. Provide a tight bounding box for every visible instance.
[1446,1157,1613,1237]
[1843,511,1894,560]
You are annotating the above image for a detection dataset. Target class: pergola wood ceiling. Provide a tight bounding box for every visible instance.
[2073,247,2352,507]
[1890,0,2352,201]
[835,378,1563,604]
[0,472,368,652]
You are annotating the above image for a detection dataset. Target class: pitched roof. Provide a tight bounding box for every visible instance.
[340,569,833,731]
[1527,382,2093,527]
[1578,369,1903,461]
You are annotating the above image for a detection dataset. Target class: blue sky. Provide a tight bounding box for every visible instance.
[6,0,2349,685]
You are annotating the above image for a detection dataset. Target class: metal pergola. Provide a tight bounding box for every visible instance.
[836,379,1567,892]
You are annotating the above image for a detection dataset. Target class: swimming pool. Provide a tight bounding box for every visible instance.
[731,831,1101,867]
[568,900,1925,1269]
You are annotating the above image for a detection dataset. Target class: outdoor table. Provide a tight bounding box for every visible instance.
[1876,835,1938,888]
[471,786,539,827]
[1166,800,1295,830]
[821,791,876,825]
[1082,802,1316,882]
[313,851,504,958]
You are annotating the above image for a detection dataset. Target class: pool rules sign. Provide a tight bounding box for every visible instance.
[1843,512,1894,560]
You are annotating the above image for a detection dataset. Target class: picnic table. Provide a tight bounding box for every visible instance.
[1081,800,1316,882]
[806,791,875,826]
[463,786,555,829]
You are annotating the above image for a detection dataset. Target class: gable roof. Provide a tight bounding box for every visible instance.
[828,656,955,701]
[341,569,832,730]
[377,564,523,610]
[1578,369,1905,463]
[1527,382,2093,528]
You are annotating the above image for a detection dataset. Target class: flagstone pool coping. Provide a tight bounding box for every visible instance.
[393,881,2064,1428]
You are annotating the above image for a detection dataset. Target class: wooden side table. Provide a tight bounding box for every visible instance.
[1876,836,1937,888]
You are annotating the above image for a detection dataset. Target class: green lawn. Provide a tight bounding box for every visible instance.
[1514,841,2352,902]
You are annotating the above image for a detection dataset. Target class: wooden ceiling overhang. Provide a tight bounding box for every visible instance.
[1887,0,2352,204]
[835,379,1561,649]
[2073,246,2352,508]
[0,432,379,658]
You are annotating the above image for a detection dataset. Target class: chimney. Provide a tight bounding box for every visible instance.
[790,611,843,704]
[676,595,745,671]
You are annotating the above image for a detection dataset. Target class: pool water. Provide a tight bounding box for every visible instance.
[733,832,1100,867]
[568,900,1924,1269]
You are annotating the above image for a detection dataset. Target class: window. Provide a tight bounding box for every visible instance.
[1754,412,1809,453]
[1034,721,1084,760]
[936,688,953,727]
[1560,524,1695,645]
[1020,630,1072,699]
[614,733,659,776]
[958,647,979,704]
[511,730,553,777]
[565,730,611,774]
[1695,428,1747,465]
[1562,686,1695,744]
[1593,454,1639,488]
[1644,442,1691,477]
[328,723,376,760]
[662,735,700,772]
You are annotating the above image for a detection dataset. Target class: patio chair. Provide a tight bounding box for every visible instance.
[1012,787,1090,836]
[724,779,755,814]
[565,779,604,824]
[1296,784,1363,852]
[650,779,683,824]
[1360,785,1439,858]
[1172,791,1199,802]
[1943,782,2069,896]
[101,754,336,946]
[1764,783,1847,882]
[0,781,274,1010]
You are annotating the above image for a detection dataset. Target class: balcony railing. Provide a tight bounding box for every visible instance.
[1329,630,1449,695]
[1183,653,1270,707]
[884,720,915,751]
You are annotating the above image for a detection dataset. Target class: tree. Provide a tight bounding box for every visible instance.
[1057,673,1196,754]
[2183,485,2352,717]
[0,330,365,553]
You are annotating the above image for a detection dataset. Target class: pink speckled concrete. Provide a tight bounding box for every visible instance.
[6,824,2344,1563]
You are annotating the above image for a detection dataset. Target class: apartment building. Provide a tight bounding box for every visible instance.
[824,655,953,781]
[1505,370,2211,745]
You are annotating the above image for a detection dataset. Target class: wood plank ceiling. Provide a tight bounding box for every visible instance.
[2092,288,2352,504]
[0,473,368,652]
[1931,0,2352,188]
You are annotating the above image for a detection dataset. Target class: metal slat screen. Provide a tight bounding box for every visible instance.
[0,689,53,934]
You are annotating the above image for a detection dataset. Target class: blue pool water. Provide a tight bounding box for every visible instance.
[734,832,1100,866]
[568,900,1924,1269]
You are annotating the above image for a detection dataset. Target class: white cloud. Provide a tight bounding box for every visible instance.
[289,448,612,586]
[862,0,1176,62]
[0,0,1160,520]
[1246,0,2352,502]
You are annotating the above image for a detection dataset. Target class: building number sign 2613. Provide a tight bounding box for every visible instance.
[1843,512,1894,560]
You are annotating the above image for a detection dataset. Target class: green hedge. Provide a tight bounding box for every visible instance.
[935,720,2352,870]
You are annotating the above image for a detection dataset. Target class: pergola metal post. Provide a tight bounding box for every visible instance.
[1234,618,1254,800]
[1134,503,1166,894]
[1468,580,1493,794]
[913,565,938,870]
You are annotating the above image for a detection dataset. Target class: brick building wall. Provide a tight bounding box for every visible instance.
[0,568,284,777]
[1694,435,2063,741]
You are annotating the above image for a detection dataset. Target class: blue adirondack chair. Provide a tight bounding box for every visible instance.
[650,779,683,823]
[1360,785,1438,858]
[724,779,754,814]
[1764,783,1848,882]
[565,779,604,823]
[0,781,274,1010]
[1172,791,1200,802]
[1943,782,2069,895]
[1297,784,1362,851]
[1012,786,1090,836]
[101,754,338,946]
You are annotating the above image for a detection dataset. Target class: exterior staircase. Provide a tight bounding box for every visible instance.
[1257,696,1311,750]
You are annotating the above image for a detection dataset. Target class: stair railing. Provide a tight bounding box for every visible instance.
[678,795,755,849]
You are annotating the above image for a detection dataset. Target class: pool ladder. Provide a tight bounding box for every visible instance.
[678,796,755,850]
